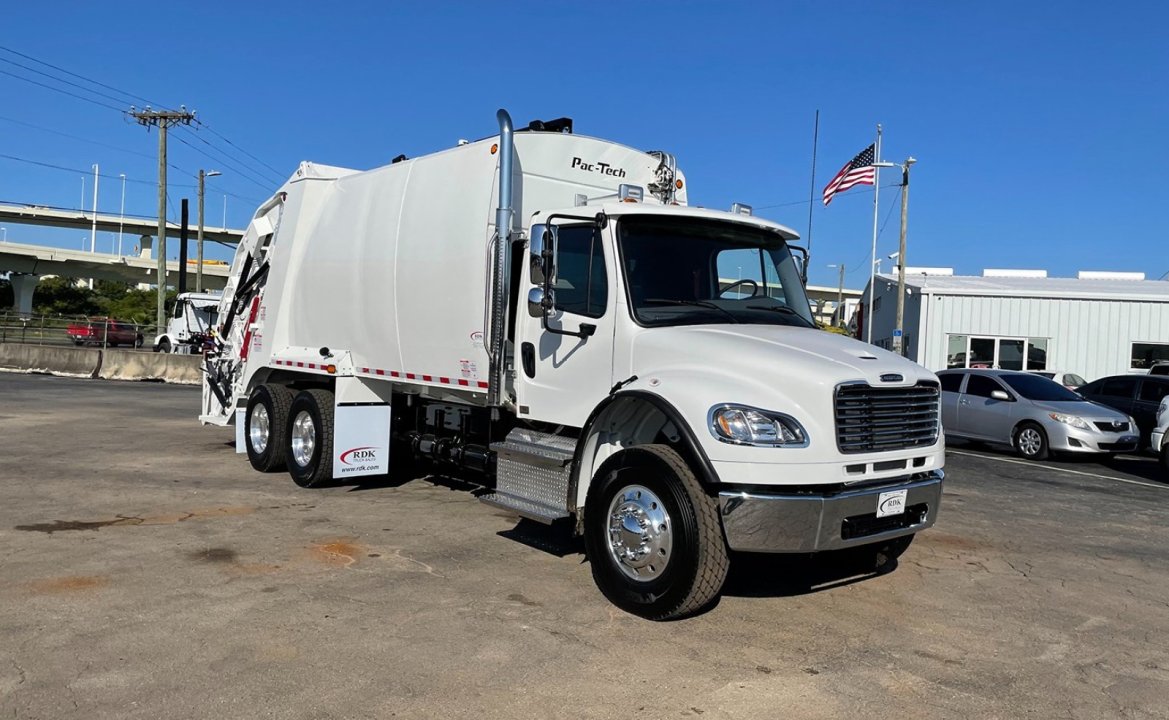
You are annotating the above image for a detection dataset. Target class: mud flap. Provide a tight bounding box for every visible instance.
[235,408,246,453]
[332,376,392,480]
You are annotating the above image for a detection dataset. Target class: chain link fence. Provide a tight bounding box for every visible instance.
[0,311,159,351]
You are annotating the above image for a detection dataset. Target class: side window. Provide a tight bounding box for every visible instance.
[1099,377,1138,399]
[1138,380,1169,404]
[939,373,964,393]
[965,375,1004,399]
[554,225,608,318]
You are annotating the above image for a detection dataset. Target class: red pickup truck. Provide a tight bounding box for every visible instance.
[66,318,144,348]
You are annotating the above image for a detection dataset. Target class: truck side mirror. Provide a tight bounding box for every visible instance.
[527,287,553,318]
[529,223,556,287]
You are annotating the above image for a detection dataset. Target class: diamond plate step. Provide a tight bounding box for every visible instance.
[482,429,576,524]
[480,491,569,525]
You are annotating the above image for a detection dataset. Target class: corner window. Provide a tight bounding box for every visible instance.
[939,373,964,393]
[1131,342,1169,371]
[554,225,607,318]
[965,375,1004,398]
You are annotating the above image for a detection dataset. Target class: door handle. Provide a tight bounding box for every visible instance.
[521,342,535,379]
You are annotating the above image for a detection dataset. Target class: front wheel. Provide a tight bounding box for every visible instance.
[157,338,172,354]
[286,388,335,488]
[1013,422,1049,460]
[1159,442,1169,477]
[584,445,729,620]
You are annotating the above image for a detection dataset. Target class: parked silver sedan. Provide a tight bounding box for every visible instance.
[938,369,1139,460]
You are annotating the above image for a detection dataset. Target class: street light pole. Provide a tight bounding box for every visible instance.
[118,173,126,257]
[196,170,221,292]
[827,263,845,327]
[894,158,915,357]
[89,164,99,289]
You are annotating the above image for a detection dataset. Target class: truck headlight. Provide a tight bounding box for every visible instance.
[709,405,808,447]
[1049,413,1089,430]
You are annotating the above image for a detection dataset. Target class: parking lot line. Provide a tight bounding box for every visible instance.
[947,449,1169,491]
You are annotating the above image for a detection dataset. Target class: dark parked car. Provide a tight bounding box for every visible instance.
[1077,374,1169,450]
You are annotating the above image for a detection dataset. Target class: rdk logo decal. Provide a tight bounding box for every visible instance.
[878,494,905,515]
[339,446,379,466]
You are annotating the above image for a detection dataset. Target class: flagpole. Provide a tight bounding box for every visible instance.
[867,124,882,345]
[804,109,819,286]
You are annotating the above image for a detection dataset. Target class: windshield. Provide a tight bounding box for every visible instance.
[1001,373,1083,402]
[192,305,219,327]
[617,216,815,328]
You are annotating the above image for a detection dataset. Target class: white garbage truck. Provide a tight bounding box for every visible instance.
[201,110,944,619]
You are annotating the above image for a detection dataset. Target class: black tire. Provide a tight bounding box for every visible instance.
[1013,422,1049,460]
[158,338,172,354]
[135,334,144,348]
[1160,442,1169,477]
[286,388,335,489]
[245,384,293,472]
[72,339,84,346]
[584,445,729,620]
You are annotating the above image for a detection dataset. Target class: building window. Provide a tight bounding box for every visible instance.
[945,335,1049,371]
[1131,342,1169,371]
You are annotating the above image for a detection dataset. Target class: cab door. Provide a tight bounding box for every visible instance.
[514,222,615,427]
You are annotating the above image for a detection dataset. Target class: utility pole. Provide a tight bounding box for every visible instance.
[827,263,846,328]
[197,169,221,292]
[130,106,195,330]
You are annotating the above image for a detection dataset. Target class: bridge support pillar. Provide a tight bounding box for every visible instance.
[137,234,153,260]
[10,273,39,317]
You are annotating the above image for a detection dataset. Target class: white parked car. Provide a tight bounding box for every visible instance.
[1028,370,1087,390]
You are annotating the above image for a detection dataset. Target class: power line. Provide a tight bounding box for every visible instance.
[0,55,137,109]
[0,68,125,112]
[170,131,278,191]
[0,114,157,161]
[193,119,285,178]
[0,44,165,109]
[0,153,262,203]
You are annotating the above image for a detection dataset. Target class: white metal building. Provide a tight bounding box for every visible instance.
[860,268,1169,382]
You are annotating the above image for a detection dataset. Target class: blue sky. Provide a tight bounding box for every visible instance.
[1,1,1166,288]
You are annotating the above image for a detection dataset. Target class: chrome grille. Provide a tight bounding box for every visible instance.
[1093,421,1128,433]
[835,381,940,454]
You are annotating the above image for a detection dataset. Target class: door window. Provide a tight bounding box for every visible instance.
[554,225,607,318]
[939,373,964,393]
[965,375,1004,398]
[1098,377,1138,399]
[1138,379,1169,404]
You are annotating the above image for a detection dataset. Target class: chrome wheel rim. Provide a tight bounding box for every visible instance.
[606,484,672,582]
[1019,428,1042,456]
[249,404,270,454]
[291,410,316,467]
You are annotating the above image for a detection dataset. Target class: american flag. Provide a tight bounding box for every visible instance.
[821,144,876,206]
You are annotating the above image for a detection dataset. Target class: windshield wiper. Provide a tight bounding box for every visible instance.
[746,304,798,315]
[643,298,739,324]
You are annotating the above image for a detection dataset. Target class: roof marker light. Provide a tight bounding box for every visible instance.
[731,203,753,216]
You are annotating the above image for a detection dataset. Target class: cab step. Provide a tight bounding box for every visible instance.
[481,429,576,525]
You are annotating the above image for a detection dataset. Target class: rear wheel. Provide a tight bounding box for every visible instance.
[584,445,729,620]
[1013,422,1049,460]
[135,334,144,348]
[286,388,335,488]
[245,384,293,472]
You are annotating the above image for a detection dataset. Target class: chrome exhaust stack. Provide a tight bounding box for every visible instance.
[487,109,515,407]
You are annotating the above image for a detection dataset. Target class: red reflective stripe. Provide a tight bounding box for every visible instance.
[390,371,401,378]
[406,373,416,380]
[376,368,385,376]
[457,379,469,387]
[477,381,489,389]
[239,296,261,361]
[297,362,304,368]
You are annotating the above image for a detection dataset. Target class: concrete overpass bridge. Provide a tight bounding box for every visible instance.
[0,203,244,245]
[0,203,242,315]
[1,241,231,316]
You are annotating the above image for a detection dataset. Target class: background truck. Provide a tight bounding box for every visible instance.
[201,110,945,619]
[66,317,143,348]
[154,291,221,353]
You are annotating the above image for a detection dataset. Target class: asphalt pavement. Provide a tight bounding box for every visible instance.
[1,373,1167,719]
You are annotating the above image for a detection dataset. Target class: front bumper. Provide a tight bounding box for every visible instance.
[1046,423,1139,454]
[1152,429,1164,455]
[718,470,943,553]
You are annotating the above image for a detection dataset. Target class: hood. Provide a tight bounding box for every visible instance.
[1028,399,1129,420]
[630,324,935,391]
